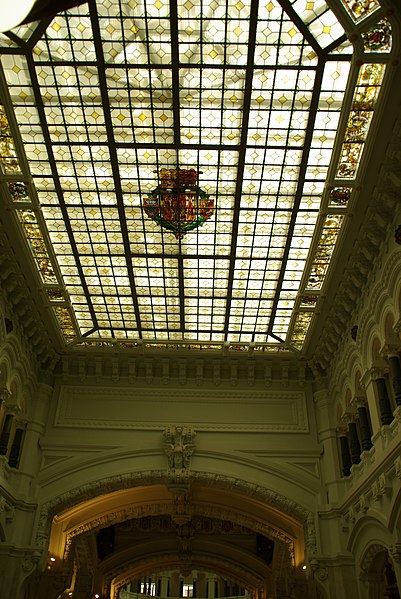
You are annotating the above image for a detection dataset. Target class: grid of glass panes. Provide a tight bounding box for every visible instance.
[290,0,345,48]
[0,0,389,349]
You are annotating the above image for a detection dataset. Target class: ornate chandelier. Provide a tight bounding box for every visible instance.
[143,168,214,239]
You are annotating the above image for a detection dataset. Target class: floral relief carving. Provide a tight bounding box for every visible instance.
[378,472,391,496]
[394,456,401,479]
[305,514,318,556]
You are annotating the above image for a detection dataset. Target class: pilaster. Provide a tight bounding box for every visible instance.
[18,382,53,482]
[388,543,401,597]
[197,571,207,598]
[313,388,342,501]
[310,556,359,599]
[170,571,180,597]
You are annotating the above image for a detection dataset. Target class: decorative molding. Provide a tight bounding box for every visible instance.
[342,428,401,529]
[311,121,401,374]
[58,355,308,387]
[388,543,401,564]
[360,542,387,576]
[107,552,266,596]
[0,231,56,369]
[163,426,196,473]
[64,497,296,563]
[118,514,255,535]
[312,566,328,583]
[54,386,309,433]
[35,470,314,560]
[0,495,14,524]
[0,387,11,405]
[327,249,401,412]
[163,426,196,495]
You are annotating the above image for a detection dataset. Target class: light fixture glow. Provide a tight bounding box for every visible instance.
[0,0,36,32]
[302,565,307,570]
[49,557,56,562]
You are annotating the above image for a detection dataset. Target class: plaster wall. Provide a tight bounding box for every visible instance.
[38,376,321,512]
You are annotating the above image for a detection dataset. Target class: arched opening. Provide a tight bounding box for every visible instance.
[360,545,400,599]
[29,481,321,599]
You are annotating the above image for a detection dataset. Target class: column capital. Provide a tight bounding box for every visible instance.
[3,403,20,416]
[0,387,11,405]
[313,388,329,406]
[367,366,388,382]
[389,543,401,563]
[337,424,348,436]
[354,395,368,409]
[342,412,357,425]
[380,344,401,360]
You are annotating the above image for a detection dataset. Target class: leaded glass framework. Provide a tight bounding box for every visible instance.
[0,0,394,352]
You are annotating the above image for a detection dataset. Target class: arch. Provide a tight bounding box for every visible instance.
[106,547,268,599]
[335,401,344,424]
[0,334,36,420]
[348,515,391,557]
[353,249,401,371]
[388,485,401,535]
[0,353,11,391]
[370,336,384,368]
[382,310,398,347]
[0,309,6,347]
[44,478,307,564]
[347,514,394,599]
[9,379,20,410]
[353,369,365,398]
[359,543,400,599]
[331,344,365,416]
[35,474,313,599]
[1,334,36,385]
[344,387,352,411]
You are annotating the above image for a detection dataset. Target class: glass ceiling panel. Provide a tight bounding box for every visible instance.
[0,0,391,352]
[339,0,380,22]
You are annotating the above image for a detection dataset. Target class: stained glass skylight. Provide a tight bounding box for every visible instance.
[0,0,392,352]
